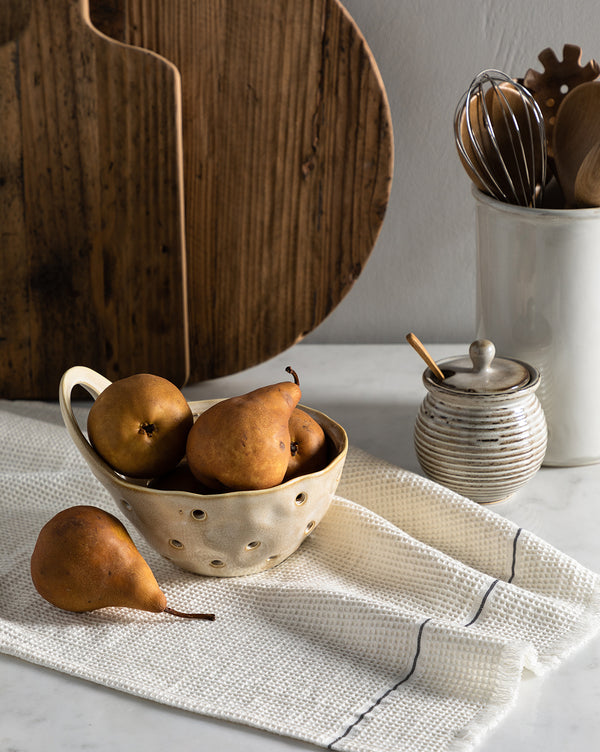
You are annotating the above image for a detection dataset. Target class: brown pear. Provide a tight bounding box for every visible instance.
[87,373,193,479]
[186,367,302,490]
[284,408,329,481]
[30,506,214,620]
[149,461,214,494]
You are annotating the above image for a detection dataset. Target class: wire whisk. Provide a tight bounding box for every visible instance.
[454,69,547,207]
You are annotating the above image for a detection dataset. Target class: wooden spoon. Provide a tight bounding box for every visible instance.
[554,81,600,206]
[574,142,600,207]
[406,333,445,380]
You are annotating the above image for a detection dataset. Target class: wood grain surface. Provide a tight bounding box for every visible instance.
[0,0,188,399]
[0,0,32,45]
[553,81,600,207]
[91,0,394,384]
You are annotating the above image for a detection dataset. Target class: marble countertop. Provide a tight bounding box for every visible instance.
[2,343,599,751]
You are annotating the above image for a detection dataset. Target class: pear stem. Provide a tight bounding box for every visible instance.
[164,607,215,620]
[285,365,300,385]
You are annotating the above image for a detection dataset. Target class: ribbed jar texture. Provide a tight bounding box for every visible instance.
[415,389,547,503]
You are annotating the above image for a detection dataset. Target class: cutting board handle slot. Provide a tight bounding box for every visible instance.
[1,0,188,397]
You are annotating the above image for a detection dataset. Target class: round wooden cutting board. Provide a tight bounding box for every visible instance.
[92,0,394,383]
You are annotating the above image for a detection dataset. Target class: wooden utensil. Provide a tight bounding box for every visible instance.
[406,333,445,381]
[553,81,600,207]
[91,0,394,384]
[0,0,188,399]
[523,44,600,159]
[574,142,600,208]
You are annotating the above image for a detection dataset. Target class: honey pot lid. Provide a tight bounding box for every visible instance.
[433,339,530,393]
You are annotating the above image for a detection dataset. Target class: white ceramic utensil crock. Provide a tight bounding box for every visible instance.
[475,188,600,466]
[59,366,348,577]
[414,340,547,503]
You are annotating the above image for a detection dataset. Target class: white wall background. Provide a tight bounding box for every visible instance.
[305,0,600,345]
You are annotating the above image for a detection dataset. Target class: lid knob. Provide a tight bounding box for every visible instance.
[428,339,531,393]
[469,339,495,373]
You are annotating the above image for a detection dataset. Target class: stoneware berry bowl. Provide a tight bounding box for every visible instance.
[60,366,348,577]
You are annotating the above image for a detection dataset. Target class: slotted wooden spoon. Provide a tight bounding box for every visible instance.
[524,44,600,160]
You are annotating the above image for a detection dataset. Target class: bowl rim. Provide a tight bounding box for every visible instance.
[59,365,348,500]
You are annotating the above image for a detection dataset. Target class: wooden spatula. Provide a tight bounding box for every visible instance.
[574,141,600,207]
[91,0,394,384]
[554,81,600,207]
[0,0,188,399]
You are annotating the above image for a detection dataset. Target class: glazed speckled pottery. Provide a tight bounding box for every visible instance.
[414,339,547,504]
[60,366,348,577]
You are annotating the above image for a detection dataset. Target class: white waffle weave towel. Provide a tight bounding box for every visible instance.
[1,401,599,752]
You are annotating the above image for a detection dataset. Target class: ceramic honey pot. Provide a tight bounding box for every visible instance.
[414,339,547,503]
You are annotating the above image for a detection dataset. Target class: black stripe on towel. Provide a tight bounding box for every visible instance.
[327,618,432,750]
[464,579,499,627]
[508,527,522,584]
[464,526,523,627]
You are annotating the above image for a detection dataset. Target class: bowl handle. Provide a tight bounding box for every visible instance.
[59,366,112,476]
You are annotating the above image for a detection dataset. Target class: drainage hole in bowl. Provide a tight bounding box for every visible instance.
[191,509,206,521]
[295,492,308,506]
[245,541,261,550]
[169,539,184,549]
[304,521,316,535]
[266,554,280,562]
[210,559,226,568]
[120,499,132,511]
